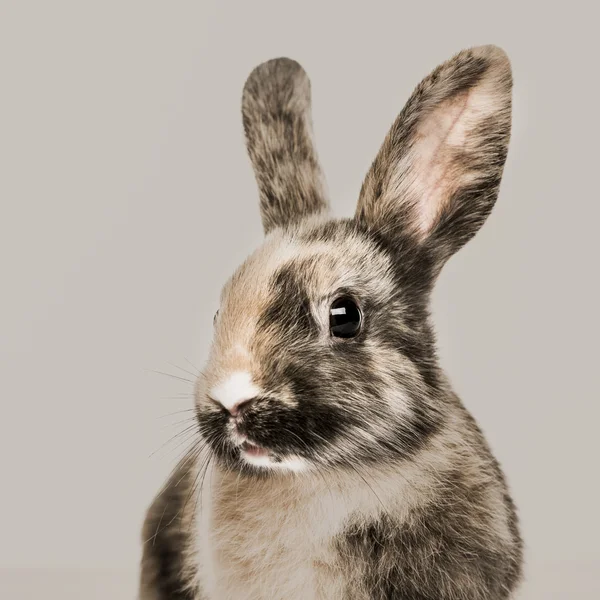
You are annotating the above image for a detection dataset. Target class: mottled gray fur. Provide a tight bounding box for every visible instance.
[242,57,329,233]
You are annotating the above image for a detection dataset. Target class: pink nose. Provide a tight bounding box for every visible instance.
[208,395,256,417]
[226,397,256,417]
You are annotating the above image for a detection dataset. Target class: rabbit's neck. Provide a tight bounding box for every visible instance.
[192,454,442,600]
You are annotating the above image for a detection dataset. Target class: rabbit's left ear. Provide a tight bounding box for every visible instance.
[356,45,512,270]
[242,58,329,234]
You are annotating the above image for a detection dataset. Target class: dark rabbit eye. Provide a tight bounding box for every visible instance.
[213,310,219,325]
[329,297,362,338]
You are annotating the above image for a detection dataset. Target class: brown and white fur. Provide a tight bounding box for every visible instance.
[139,46,523,600]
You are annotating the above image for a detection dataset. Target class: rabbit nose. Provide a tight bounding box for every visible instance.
[208,395,256,417]
[209,371,261,416]
[227,397,256,417]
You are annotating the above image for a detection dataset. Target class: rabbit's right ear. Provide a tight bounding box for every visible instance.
[356,46,513,272]
[242,58,329,235]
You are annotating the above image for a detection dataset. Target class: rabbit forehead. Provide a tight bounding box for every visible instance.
[224,222,395,313]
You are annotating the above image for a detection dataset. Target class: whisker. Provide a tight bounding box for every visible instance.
[151,503,169,547]
[143,439,203,524]
[145,445,207,543]
[346,461,387,512]
[298,428,407,509]
[162,440,206,494]
[161,429,202,457]
[160,416,198,431]
[159,398,195,404]
[146,369,194,385]
[157,409,196,419]
[148,440,200,498]
[194,452,214,521]
[184,357,202,375]
[149,424,200,459]
[181,448,213,534]
[281,427,336,504]
[173,445,204,488]
[168,362,200,380]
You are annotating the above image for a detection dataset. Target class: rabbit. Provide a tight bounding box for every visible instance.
[139,45,523,600]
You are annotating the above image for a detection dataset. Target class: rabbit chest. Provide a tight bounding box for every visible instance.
[195,469,373,600]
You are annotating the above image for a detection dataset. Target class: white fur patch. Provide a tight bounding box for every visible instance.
[210,371,261,412]
[242,451,307,472]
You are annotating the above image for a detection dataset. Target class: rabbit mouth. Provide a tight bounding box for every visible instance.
[232,433,306,470]
[233,429,272,461]
[199,406,313,471]
[240,440,269,459]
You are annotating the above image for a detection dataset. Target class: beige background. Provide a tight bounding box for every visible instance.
[1,1,599,598]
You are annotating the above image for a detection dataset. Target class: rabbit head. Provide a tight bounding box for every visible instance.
[195,46,512,474]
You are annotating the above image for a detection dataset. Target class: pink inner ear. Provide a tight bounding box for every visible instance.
[414,90,472,233]
[395,72,505,238]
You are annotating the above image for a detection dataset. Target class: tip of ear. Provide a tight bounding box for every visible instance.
[260,57,305,72]
[243,57,308,89]
[470,44,512,75]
